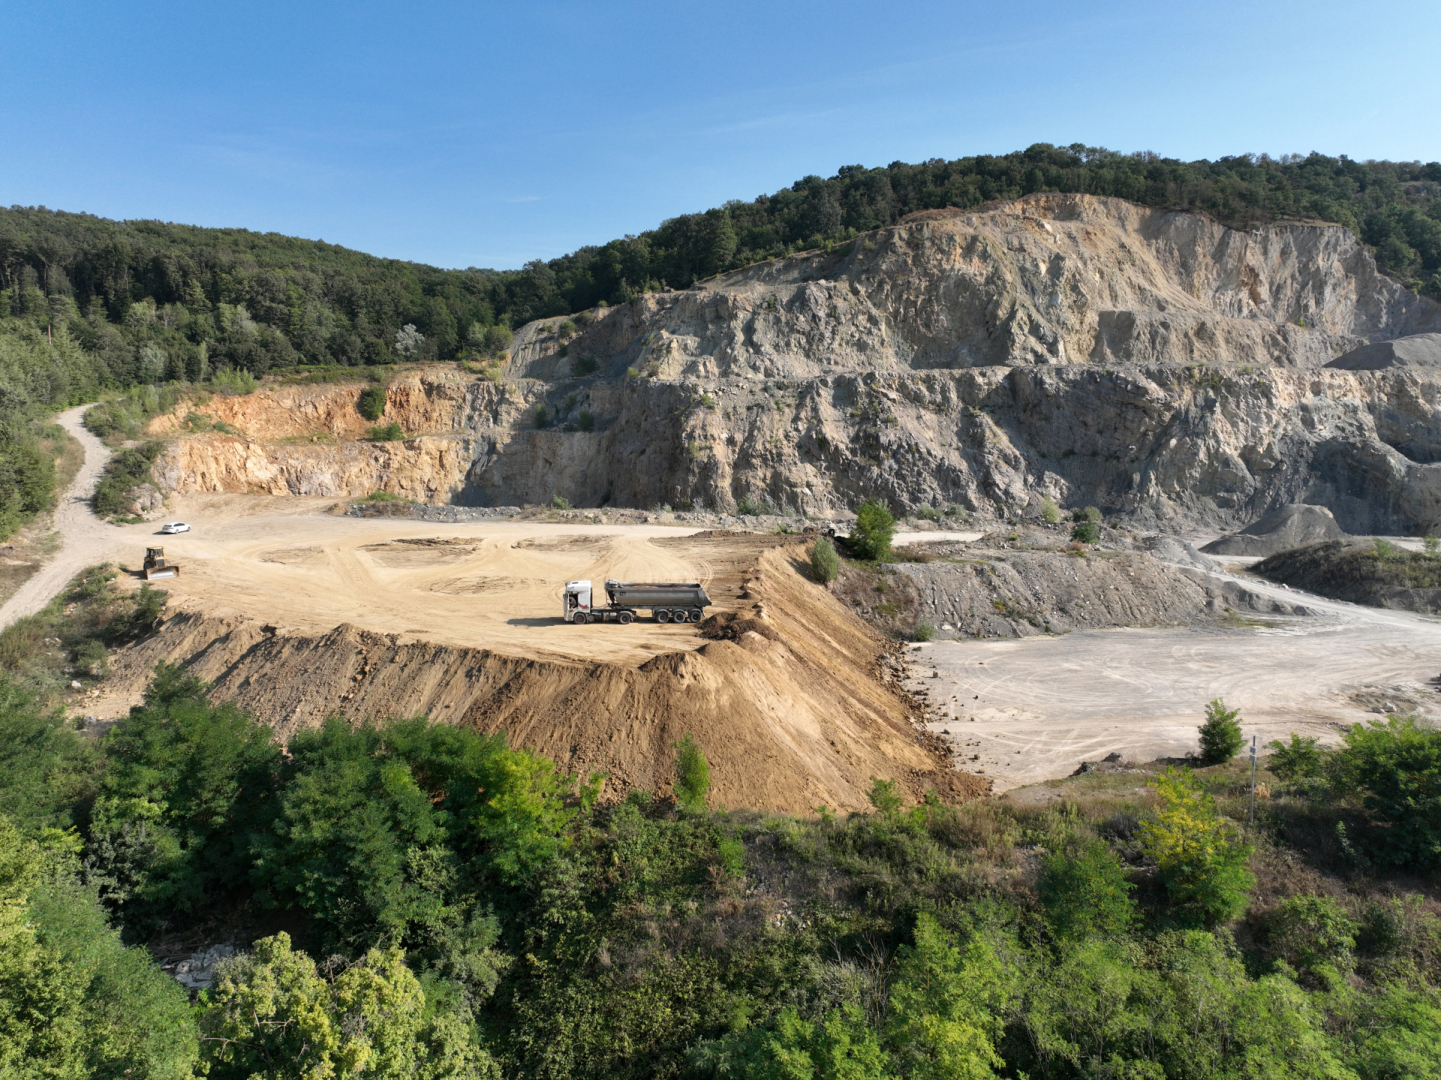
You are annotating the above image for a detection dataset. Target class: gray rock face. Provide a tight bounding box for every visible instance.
[155,194,1441,534]
[1202,503,1349,556]
[1327,333,1441,371]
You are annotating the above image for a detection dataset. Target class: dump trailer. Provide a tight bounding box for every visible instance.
[562,578,711,625]
[142,547,180,580]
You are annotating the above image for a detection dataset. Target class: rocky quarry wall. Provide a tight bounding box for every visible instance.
[150,194,1441,533]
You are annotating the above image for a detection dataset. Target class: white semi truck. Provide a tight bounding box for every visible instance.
[562,578,711,625]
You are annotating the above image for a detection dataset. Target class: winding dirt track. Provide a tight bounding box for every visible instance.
[0,405,118,630]
[913,568,1441,792]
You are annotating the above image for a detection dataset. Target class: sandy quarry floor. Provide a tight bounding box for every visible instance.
[912,570,1441,793]
[105,494,726,665]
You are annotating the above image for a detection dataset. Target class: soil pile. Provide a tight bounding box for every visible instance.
[1202,504,1349,557]
[105,535,984,814]
[1254,539,1441,614]
[1326,332,1441,371]
[836,542,1312,640]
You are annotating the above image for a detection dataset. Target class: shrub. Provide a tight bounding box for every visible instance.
[810,537,840,583]
[1138,767,1255,924]
[1040,496,1060,524]
[1039,839,1136,938]
[1374,537,1400,560]
[672,735,710,812]
[210,367,258,395]
[912,619,936,643]
[1266,733,1324,781]
[481,324,513,356]
[1074,506,1102,524]
[850,500,896,561]
[868,776,903,816]
[1426,534,1440,556]
[577,409,594,432]
[92,442,165,518]
[357,384,387,420]
[1198,698,1245,765]
[735,495,764,516]
[1330,715,1441,867]
[557,319,577,339]
[368,422,404,441]
[534,404,549,428]
[1266,894,1358,975]
[550,495,571,510]
[571,356,598,377]
[1070,520,1099,544]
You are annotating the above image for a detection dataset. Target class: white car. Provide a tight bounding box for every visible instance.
[158,522,191,535]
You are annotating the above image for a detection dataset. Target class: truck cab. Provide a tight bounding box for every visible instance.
[562,580,592,622]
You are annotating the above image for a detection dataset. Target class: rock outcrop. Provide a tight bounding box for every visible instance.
[1327,332,1441,371]
[146,194,1441,533]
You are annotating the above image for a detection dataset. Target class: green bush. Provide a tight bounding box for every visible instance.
[1267,733,1325,781]
[480,324,513,356]
[1266,894,1358,975]
[850,500,896,561]
[672,734,711,812]
[368,422,404,441]
[535,404,549,428]
[577,409,594,432]
[1039,839,1136,938]
[810,537,840,583]
[911,619,936,642]
[357,384,387,420]
[1070,520,1099,544]
[1330,715,1441,867]
[571,356,599,377]
[1198,698,1245,765]
[550,495,571,510]
[92,441,165,518]
[209,367,258,396]
[1074,506,1102,524]
[1139,767,1254,924]
[1040,496,1060,524]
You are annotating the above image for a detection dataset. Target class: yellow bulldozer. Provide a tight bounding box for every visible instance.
[142,547,180,580]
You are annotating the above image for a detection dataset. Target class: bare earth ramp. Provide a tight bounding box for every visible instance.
[105,540,983,814]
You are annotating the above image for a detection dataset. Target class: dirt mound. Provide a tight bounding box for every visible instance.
[1254,539,1441,613]
[1326,333,1441,371]
[105,540,985,814]
[837,546,1314,640]
[1202,504,1348,557]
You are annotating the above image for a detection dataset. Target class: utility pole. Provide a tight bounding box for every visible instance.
[1249,735,1257,826]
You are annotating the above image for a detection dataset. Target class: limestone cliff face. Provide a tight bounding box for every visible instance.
[148,194,1441,532]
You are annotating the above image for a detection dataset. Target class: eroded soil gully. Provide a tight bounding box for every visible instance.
[907,563,1441,792]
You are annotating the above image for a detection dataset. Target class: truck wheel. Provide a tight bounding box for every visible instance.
[618,610,634,625]
[574,612,588,625]
[672,609,688,623]
[655,609,670,623]
[689,608,704,622]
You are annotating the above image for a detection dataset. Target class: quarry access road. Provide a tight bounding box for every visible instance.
[910,563,1441,793]
[0,405,126,631]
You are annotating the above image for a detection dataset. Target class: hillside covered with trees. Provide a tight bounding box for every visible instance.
[1,582,1439,1079]
[2,145,1440,382]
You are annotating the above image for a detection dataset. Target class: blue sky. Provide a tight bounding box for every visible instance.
[4,0,1438,269]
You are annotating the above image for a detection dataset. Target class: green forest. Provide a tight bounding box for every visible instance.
[3,143,1440,541]
[0,569,1439,1079]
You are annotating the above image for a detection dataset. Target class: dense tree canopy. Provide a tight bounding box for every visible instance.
[1,145,1438,383]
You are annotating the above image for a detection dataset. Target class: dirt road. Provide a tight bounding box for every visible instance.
[0,405,121,630]
[911,567,1441,791]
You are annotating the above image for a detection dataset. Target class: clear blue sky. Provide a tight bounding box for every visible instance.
[4,0,1437,270]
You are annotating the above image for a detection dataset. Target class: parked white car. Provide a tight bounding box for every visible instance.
[158,522,191,534]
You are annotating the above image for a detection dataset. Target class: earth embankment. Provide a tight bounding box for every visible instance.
[1254,540,1441,614]
[101,527,981,814]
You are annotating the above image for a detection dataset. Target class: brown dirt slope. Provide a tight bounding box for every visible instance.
[107,536,985,814]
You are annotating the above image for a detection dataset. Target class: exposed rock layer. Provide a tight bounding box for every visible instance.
[147,195,1441,532]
